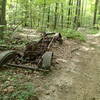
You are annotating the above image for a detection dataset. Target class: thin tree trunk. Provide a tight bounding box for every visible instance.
[93,0,99,25]
[13,0,18,24]
[0,0,6,39]
[98,1,100,21]
[74,0,81,28]
[24,1,28,27]
[54,3,58,30]
[67,0,72,26]
[37,5,41,27]
[41,0,46,30]
[74,0,78,28]
[30,0,33,28]
[81,0,84,25]
[77,0,81,27]
[47,5,50,28]
[61,3,64,29]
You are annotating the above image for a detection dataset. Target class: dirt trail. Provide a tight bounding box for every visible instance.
[35,32,100,100]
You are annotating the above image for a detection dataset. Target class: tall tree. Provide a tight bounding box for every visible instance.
[61,3,64,29]
[80,0,84,25]
[54,3,58,30]
[47,5,50,28]
[41,0,46,29]
[74,0,81,28]
[0,0,7,39]
[67,0,72,26]
[24,0,29,27]
[93,0,99,26]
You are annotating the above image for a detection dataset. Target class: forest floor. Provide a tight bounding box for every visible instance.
[0,29,100,100]
[36,31,100,100]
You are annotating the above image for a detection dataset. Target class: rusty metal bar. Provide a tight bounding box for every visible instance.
[5,63,49,71]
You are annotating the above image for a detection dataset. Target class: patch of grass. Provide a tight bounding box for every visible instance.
[88,28,99,34]
[59,28,86,41]
[0,39,6,44]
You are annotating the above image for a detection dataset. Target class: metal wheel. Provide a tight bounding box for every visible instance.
[42,51,53,70]
[0,50,18,66]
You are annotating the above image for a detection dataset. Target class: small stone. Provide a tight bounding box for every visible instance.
[3,88,8,92]
[4,86,14,93]
[52,89,55,92]
[5,81,10,85]
[45,91,50,95]
[32,96,39,100]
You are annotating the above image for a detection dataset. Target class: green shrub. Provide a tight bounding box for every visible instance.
[88,28,99,34]
[59,28,86,41]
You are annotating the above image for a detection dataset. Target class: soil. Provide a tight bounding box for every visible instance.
[35,32,100,100]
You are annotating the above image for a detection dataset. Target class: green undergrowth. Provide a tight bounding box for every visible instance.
[0,71,37,100]
[39,27,86,41]
[59,28,86,41]
[87,28,99,34]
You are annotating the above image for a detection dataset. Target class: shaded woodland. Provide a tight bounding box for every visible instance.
[0,0,100,39]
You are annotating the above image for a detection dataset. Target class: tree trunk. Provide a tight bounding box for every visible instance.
[67,0,72,26]
[61,3,64,29]
[24,1,28,27]
[29,0,33,28]
[37,5,41,27]
[98,1,100,21]
[77,0,81,27]
[54,3,58,30]
[0,0,7,39]
[74,0,81,28]
[80,0,84,25]
[93,0,99,26]
[41,0,46,30]
[47,5,50,28]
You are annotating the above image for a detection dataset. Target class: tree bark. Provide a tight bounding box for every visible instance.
[93,0,99,26]
[0,0,7,39]
[54,3,58,30]
[61,3,64,29]
[47,5,50,28]
[41,0,46,30]
[67,0,72,26]
[74,0,81,28]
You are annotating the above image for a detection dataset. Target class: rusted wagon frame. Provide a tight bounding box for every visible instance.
[0,32,62,71]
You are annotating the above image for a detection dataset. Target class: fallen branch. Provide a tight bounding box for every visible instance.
[71,47,80,53]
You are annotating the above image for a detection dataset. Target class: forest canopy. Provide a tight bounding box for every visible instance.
[0,0,100,39]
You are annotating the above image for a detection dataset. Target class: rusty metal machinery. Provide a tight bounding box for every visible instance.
[0,32,63,71]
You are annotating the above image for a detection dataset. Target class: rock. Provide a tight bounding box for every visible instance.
[50,86,56,93]
[3,88,8,92]
[45,91,50,95]
[56,58,68,63]
[32,96,39,100]
[3,86,14,93]
[5,81,10,85]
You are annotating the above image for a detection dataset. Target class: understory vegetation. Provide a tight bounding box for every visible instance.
[0,70,37,100]
[0,0,100,41]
